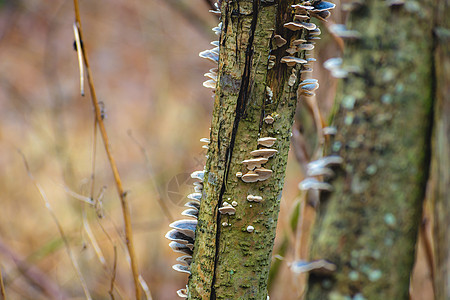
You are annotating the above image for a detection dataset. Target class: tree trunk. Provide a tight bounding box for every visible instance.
[432,0,450,299]
[187,0,316,298]
[305,1,435,299]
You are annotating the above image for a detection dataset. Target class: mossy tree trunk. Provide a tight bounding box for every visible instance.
[187,0,312,299]
[305,1,435,299]
[432,0,450,299]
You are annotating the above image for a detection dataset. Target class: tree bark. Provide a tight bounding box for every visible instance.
[306,1,435,299]
[432,0,450,299]
[187,0,313,298]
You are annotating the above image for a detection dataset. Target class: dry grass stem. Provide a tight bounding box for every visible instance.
[19,151,92,300]
[72,1,145,298]
[0,265,6,300]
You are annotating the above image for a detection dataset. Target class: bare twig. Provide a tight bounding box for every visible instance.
[72,2,144,298]
[109,246,118,300]
[18,151,91,300]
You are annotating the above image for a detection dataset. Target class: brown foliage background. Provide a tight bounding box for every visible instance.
[0,0,432,299]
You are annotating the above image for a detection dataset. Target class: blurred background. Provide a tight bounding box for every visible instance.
[0,0,433,299]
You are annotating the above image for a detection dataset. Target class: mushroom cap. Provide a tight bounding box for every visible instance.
[294,14,309,21]
[204,72,217,81]
[286,47,298,55]
[299,22,317,31]
[177,288,188,298]
[307,166,335,177]
[165,229,195,245]
[293,39,307,45]
[298,43,315,51]
[255,167,273,181]
[301,82,319,91]
[181,208,199,219]
[298,178,333,191]
[309,28,322,36]
[246,225,255,233]
[291,4,314,10]
[281,56,308,67]
[236,172,243,178]
[312,1,336,12]
[199,49,219,63]
[300,79,319,85]
[288,73,297,87]
[176,255,193,266]
[308,155,344,169]
[185,201,200,210]
[191,170,205,181]
[250,149,278,158]
[241,171,260,183]
[172,264,191,274]
[200,137,210,143]
[247,195,263,202]
[169,219,197,238]
[210,40,219,47]
[242,157,269,170]
[187,192,202,202]
[264,115,275,124]
[219,206,236,215]
[258,137,277,147]
[169,241,194,255]
[310,9,331,21]
[283,22,306,31]
[273,34,287,47]
[203,79,216,89]
[300,67,313,73]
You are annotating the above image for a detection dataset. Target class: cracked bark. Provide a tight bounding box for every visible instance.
[187,0,307,298]
[305,1,435,299]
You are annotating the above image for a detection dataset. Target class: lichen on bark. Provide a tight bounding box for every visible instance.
[187,0,309,299]
[306,0,435,299]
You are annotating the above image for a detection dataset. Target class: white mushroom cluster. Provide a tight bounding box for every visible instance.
[272,0,335,80]
[240,140,278,183]
[165,168,205,276]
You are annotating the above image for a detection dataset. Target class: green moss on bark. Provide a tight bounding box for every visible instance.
[306,1,434,299]
[187,0,310,299]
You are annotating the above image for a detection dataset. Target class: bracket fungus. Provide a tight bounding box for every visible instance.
[255,167,273,181]
[169,241,194,255]
[298,43,315,51]
[250,149,278,158]
[187,192,202,202]
[181,208,199,219]
[190,170,205,181]
[219,205,236,215]
[307,155,344,170]
[264,115,275,124]
[165,229,195,245]
[247,195,263,202]
[298,178,333,192]
[281,56,308,67]
[176,255,193,266]
[257,137,277,147]
[185,201,200,210]
[273,34,287,47]
[241,170,260,183]
[173,264,191,275]
[242,157,269,170]
[169,219,197,238]
[177,289,188,298]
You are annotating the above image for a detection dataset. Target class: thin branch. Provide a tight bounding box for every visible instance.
[72,2,144,299]
[19,151,91,300]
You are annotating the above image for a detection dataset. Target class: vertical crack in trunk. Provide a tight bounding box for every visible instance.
[210,1,261,298]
